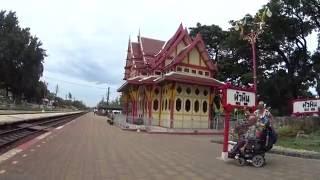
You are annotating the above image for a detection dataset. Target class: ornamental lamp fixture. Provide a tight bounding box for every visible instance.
[232,6,272,94]
[234,22,240,31]
[266,7,272,18]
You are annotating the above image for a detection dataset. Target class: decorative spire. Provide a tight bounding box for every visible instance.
[138,28,141,40]
[127,35,131,53]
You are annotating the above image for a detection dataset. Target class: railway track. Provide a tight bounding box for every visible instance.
[0,112,85,151]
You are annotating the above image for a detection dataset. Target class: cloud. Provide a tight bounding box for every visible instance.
[1,0,270,106]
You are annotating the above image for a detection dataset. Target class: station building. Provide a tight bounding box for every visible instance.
[118,24,224,129]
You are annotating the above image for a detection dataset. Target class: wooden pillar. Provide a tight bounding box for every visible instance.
[158,86,163,126]
[126,93,129,120]
[129,86,138,124]
[148,100,152,125]
[131,100,135,124]
[170,82,176,128]
[144,86,153,126]
[208,87,213,128]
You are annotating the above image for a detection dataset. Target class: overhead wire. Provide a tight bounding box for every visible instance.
[43,76,108,90]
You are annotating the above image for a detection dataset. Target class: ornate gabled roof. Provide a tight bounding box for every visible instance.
[152,24,187,69]
[163,34,217,71]
[123,24,218,80]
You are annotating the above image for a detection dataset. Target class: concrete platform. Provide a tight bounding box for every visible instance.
[147,126,223,135]
[114,115,222,134]
[115,121,222,135]
[0,111,81,125]
[0,110,60,115]
[0,112,319,180]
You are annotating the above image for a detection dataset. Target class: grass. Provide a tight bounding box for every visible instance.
[277,131,320,152]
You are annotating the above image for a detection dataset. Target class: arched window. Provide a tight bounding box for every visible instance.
[176,98,182,111]
[186,87,191,94]
[185,99,191,112]
[202,101,208,113]
[153,99,159,111]
[154,88,159,95]
[195,88,200,95]
[194,100,199,112]
[162,100,164,110]
[145,102,148,111]
[165,99,168,110]
[203,90,208,96]
[177,86,182,94]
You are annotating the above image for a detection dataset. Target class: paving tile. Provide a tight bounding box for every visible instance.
[0,113,319,180]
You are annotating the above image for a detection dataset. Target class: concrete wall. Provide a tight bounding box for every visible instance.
[273,116,320,130]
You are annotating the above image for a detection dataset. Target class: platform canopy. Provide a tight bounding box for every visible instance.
[117,72,224,92]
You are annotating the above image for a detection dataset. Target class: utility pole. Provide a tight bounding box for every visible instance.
[55,84,59,103]
[55,84,59,97]
[106,87,110,106]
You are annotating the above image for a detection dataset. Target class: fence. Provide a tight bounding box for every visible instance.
[113,113,226,130]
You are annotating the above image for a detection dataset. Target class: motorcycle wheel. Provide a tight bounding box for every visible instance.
[237,157,246,166]
[252,155,265,168]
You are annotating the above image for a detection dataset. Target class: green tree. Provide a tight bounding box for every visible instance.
[0,10,46,102]
[189,0,318,115]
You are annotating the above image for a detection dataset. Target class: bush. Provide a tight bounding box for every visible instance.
[313,130,320,136]
[277,126,299,138]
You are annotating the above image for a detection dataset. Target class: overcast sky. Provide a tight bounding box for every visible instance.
[1,0,317,106]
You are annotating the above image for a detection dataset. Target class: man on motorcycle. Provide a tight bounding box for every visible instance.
[229,101,277,157]
[229,108,257,157]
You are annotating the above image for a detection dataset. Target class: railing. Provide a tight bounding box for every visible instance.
[113,113,226,130]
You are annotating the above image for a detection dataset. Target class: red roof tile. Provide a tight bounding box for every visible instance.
[140,37,165,57]
[131,42,142,59]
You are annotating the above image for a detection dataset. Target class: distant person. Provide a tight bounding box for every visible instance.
[94,108,97,116]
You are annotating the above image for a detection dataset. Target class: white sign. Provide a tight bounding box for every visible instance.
[226,89,255,107]
[293,99,320,114]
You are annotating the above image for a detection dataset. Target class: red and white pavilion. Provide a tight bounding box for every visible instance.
[118,24,224,129]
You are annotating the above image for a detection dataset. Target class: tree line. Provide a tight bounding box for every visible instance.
[97,95,124,109]
[189,0,320,115]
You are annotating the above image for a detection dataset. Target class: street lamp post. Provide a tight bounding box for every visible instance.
[243,30,262,93]
[234,7,272,95]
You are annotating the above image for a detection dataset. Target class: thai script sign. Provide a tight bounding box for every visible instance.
[226,89,255,108]
[293,99,320,114]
